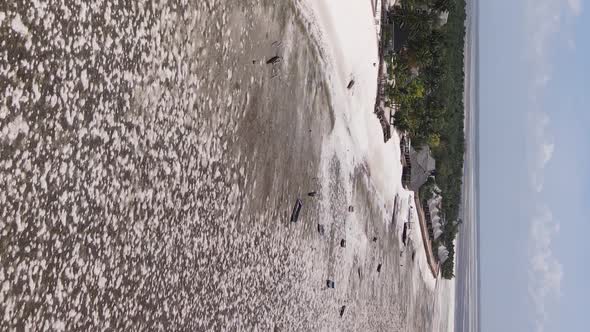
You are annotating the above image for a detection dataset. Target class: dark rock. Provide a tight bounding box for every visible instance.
[290,199,303,223]
[317,224,325,235]
[340,239,346,248]
[402,223,408,245]
[266,55,281,64]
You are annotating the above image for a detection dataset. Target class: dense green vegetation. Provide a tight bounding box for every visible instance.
[386,0,466,279]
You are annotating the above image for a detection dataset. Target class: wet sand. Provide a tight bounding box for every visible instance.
[1,0,438,330]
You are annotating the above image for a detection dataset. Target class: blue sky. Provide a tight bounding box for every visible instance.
[479,0,588,331]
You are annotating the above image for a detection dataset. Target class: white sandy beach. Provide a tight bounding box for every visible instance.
[295,0,457,330]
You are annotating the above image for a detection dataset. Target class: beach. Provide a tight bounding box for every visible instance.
[1,0,453,330]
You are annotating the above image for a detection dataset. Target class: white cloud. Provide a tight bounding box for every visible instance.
[567,0,582,16]
[523,0,577,330]
[531,173,545,193]
[540,143,554,166]
[528,112,554,193]
[528,207,563,332]
[525,0,581,93]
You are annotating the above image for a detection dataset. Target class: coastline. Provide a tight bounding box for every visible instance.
[1,0,457,329]
[455,0,480,330]
[294,0,456,329]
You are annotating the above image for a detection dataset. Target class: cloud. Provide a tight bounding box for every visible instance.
[531,173,545,194]
[524,2,574,329]
[540,143,554,166]
[522,0,581,330]
[525,0,581,93]
[528,112,554,193]
[567,0,582,16]
[528,207,563,332]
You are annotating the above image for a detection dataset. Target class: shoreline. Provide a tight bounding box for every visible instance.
[2,0,455,329]
[372,0,442,283]
[294,0,455,329]
[455,0,480,330]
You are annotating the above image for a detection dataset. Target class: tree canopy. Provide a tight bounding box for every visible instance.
[386,0,466,279]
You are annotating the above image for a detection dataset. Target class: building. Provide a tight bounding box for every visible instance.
[421,183,452,265]
[409,145,436,191]
[382,18,410,57]
[400,135,412,188]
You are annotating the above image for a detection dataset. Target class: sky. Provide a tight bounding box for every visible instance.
[479,0,588,331]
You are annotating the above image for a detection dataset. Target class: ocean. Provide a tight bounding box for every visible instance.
[455,0,481,331]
